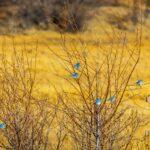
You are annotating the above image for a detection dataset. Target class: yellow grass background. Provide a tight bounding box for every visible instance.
[0,6,149,148]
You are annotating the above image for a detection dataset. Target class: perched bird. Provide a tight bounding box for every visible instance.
[136,80,144,86]
[96,98,102,106]
[72,72,79,79]
[109,96,116,103]
[74,62,80,70]
[0,123,6,129]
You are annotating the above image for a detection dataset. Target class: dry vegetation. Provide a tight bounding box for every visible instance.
[0,0,149,33]
[48,31,147,149]
[0,0,149,150]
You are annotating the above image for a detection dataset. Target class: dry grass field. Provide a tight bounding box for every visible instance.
[0,5,149,149]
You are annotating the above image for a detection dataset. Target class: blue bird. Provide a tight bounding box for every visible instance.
[96,98,102,106]
[136,80,144,86]
[74,62,80,70]
[0,123,6,129]
[109,96,116,103]
[72,73,79,79]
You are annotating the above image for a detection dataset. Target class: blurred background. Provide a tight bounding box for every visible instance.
[0,0,149,33]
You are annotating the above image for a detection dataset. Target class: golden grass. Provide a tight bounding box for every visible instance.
[0,6,149,147]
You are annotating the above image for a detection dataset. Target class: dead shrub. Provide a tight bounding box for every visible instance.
[0,46,60,149]
[51,0,89,32]
[17,1,49,29]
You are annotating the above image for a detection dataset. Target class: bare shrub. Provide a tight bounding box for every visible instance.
[0,45,60,149]
[51,0,89,32]
[7,0,90,32]
[17,0,50,29]
[47,26,145,149]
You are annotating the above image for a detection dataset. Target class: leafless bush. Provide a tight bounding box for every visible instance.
[0,0,144,32]
[0,45,61,149]
[47,26,145,149]
[50,0,89,32]
[17,0,50,29]
[7,0,90,32]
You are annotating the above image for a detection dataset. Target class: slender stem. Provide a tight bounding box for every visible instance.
[96,108,101,150]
